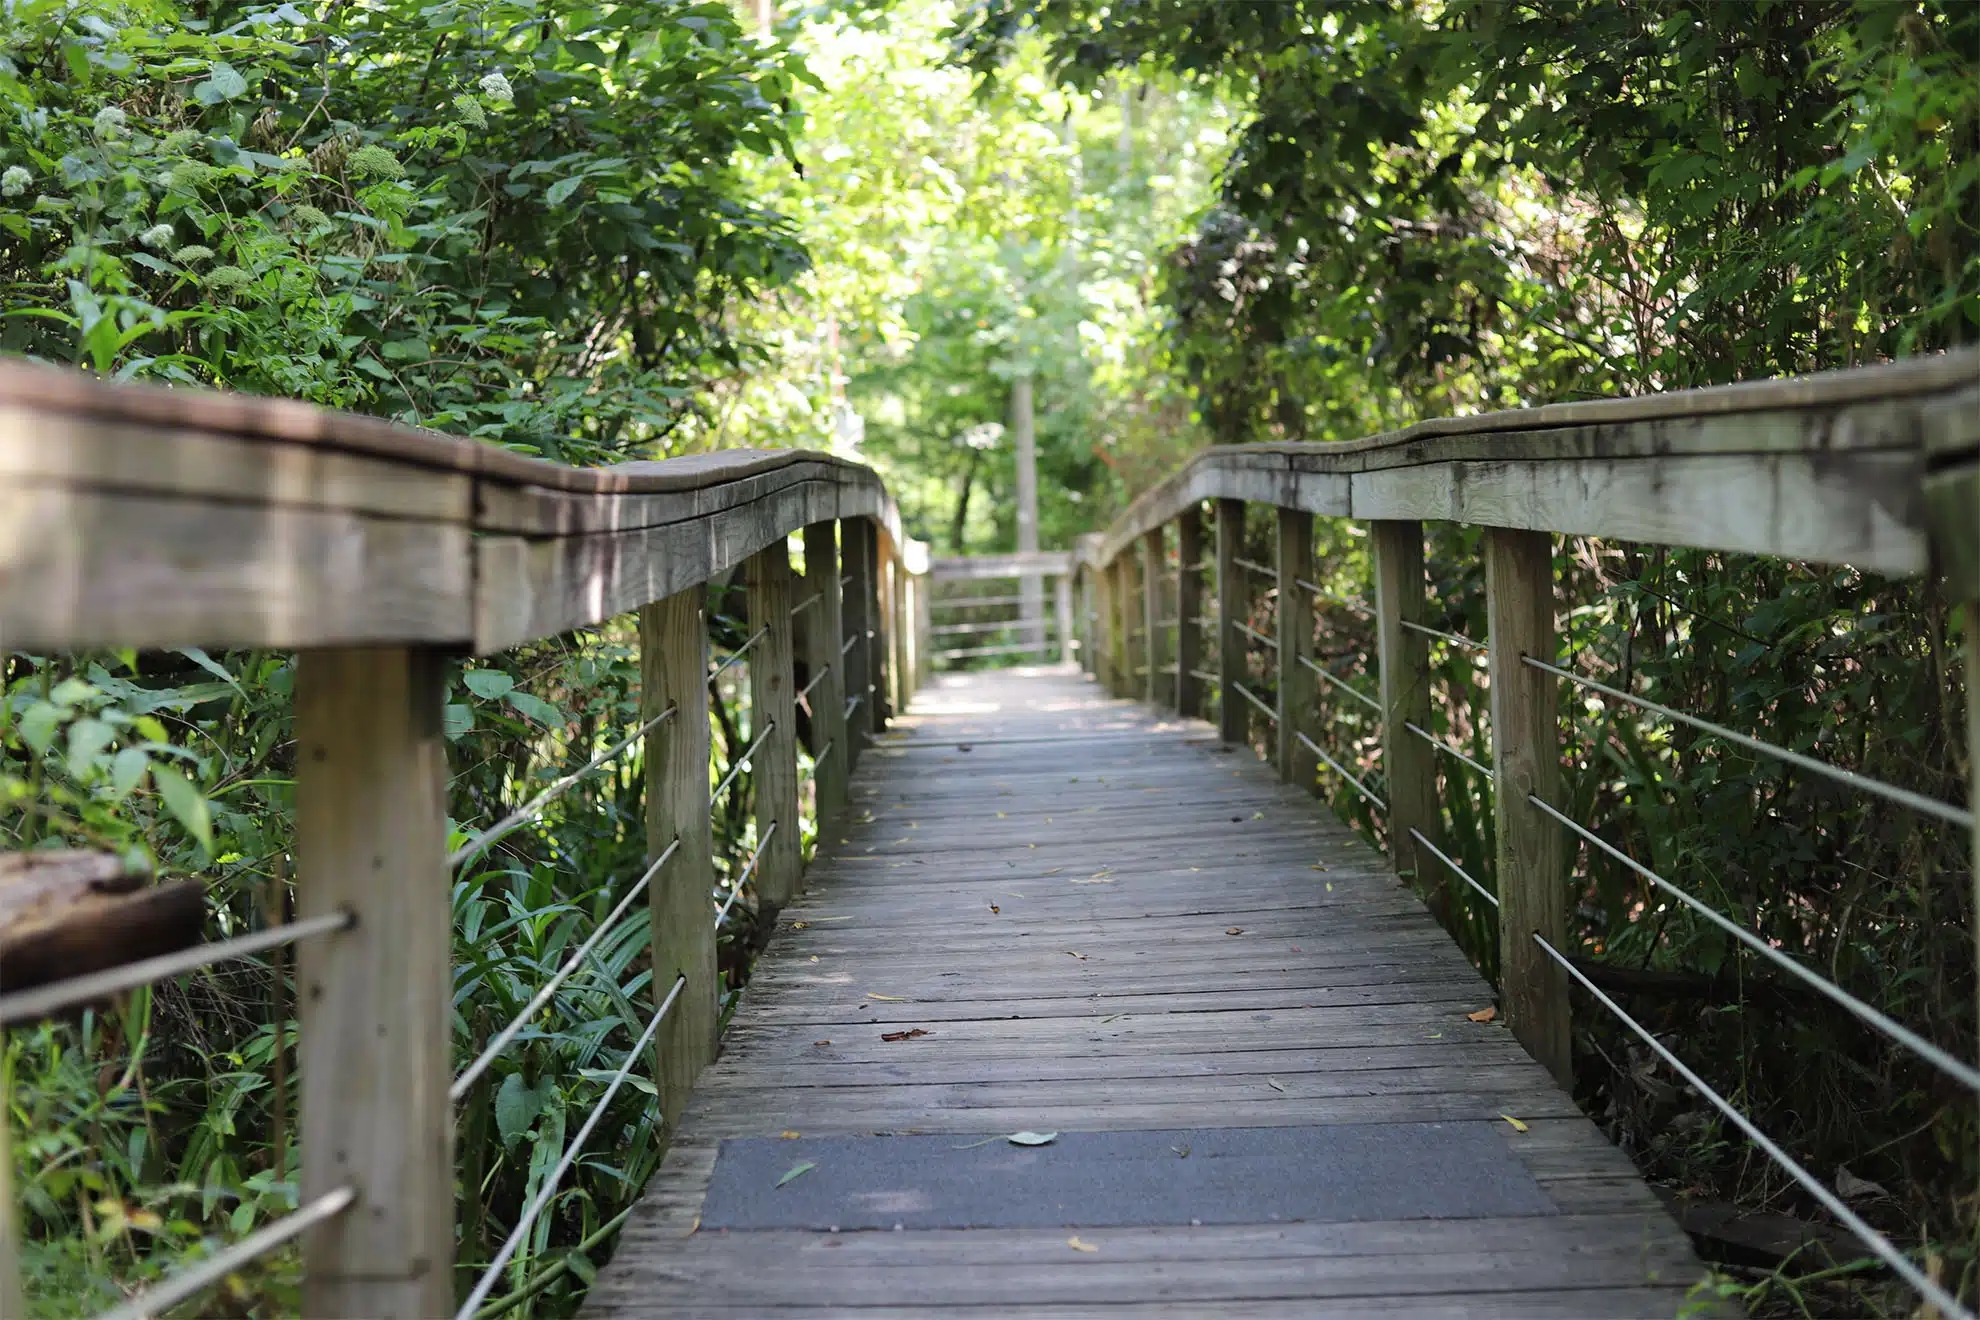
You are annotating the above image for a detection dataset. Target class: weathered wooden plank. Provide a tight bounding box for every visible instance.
[1277,507,1317,789]
[1373,520,1443,894]
[802,522,850,829]
[1216,499,1248,745]
[749,539,803,908]
[1175,506,1206,718]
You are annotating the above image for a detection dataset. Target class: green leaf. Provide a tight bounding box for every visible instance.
[110,747,150,800]
[461,669,516,699]
[65,718,116,781]
[495,1073,550,1145]
[775,1160,816,1187]
[153,765,214,853]
[504,691,566,726]
[18,702,63,755]
[544,176,583,207]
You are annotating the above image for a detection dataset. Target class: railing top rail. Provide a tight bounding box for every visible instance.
[929,551,1074,582]
[1077,349,1978,577]
[0,360,927,655]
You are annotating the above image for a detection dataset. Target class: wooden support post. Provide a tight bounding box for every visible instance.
[1216,499,1250,746]
[639,589,717,1131]
[862,521,887,735]
[295,648,451,1319]
[841,519,870,768]
[1176,507,1205,718]
[1142,528,1165,705]
[1109,559,1133,697]
[1055,573,1075,666]
[1484,529,1569,1086]
[802,522,849,829]
[1277,508,1317,789]
[911,569,931,695]
[1095,564,1118,692]
[1122,550,1146,701]
[1373,520,1445,891]
[887,550,907,713]
[748,538,801,909]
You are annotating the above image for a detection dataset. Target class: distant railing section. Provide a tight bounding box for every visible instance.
[1075,350,1980,1320]
[927,550,1075,668]
[0,360,928,1317]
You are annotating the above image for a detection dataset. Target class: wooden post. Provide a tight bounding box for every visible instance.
[1121,549,1146,701]
[295,648,451,1319]
[912,568,932,694]
[861,521,887,735]
[840,520,870,768]
[1110,559,1134,697]
[639,590,717,1131]
[1095,563,1118,692]
[1373,520,1445,890]
[1176,507,1205,718]
[1277,508,1317,789]
[748,538,801,908]
[1484,529,1569,1086]
[1142,528,1165,705]
[1055,573,1075,666]
[802,522,850,828]
[1216,499,1250,746]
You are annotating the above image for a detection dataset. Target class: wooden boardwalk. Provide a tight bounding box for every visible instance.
[588,668,1708,1318]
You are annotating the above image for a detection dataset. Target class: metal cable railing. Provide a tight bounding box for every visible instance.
[1234,620,1278,649]
[450,838,681,1102]
[710,721,776,805]
[1297,653,1380,712]
[1294,577,1372,615]
[1296,730,1386,811]
[1230,681,1277,723]
[449,706,679,869]
[0,910,353,1026]
[1533,934,1975,1320]
[454,973,688,1320]
[798,663,831,702]
[714,822,779,928]
[1527,793,1979,1092]
[930,593,1028,609]
[1404,720,1494,781]
[1188,668,1222,686]
[1399,619,1486,652]
[840,632,858,656]
[1523,655,1973,829]
[1408,828,1497,908]
[844,693,863,717]
[940,642,1057,661]
[94,1186,357,1320]
[1231,556,1277,580]
[799,739,832,784]
[789,591,822,617]
[706,624,771,688]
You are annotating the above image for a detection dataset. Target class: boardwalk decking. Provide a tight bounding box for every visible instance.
[588,668,1708,1318]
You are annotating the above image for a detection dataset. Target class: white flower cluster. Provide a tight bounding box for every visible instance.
[479,71,514,104]
[139,223,176,249]
[93,106,128,139]
[1,165,29,198]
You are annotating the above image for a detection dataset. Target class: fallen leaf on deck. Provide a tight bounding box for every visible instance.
[1043,868,1064,875]
[1266,1078,1286,1093]
[1099,1013,1125,1023]
[1310,864,1329,872]
[881,1028,931,1042]
[780,1131,801,1139]
[1467,1005,1498,1023]
[1325,882,1334,892]
[813,1039,831,1045]
[996,811,1007,819]
[1252,812,1264,819]
[777,1161,817,1187]
[1067,1236,1098,1253]
[1500,1114,1529,1133]
[1226,927,1244,936]
[868,994,907,1002]
[1009,1131,1058,1146]
[792,921,810,929]
[989,904,1001,913]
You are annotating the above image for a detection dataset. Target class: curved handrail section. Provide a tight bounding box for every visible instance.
[1083,349,1979,577]
[0,359,922,653]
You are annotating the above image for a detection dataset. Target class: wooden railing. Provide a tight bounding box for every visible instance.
[0,360,927,1317]
[925,550,1076,668]
[1073,350,1979,1319]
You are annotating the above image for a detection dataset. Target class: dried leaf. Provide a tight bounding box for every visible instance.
[780,1130,801,1140]
[777,1161,817,1187]
[1066,950,1087,960]
[867,994,907,1002]
[812,1039,831,1046]
[1067,1236,1098,1253]
[1467,1005,1498,1023]
[1226,927,1244,936]
[1500,1114,1529,1133]
[1836,1166,1890,1200]
[1008,1131,1058,1146]
[996,811,1007,818]
[881,1028,931,1042]
[989,904,1001,913]
[792,921,810,929]
[1266,1078,1286,1093]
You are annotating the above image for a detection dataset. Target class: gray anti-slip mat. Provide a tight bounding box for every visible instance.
[698,1123,1558,1231]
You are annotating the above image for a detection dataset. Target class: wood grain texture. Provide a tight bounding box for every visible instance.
[1373,521,1443,896]
[1276,508,1316,789]
[841,521,873,772]
[749,540,802,909]
[294,648,451,1318]
[642,592,719,1133]
[586,669,1704,1318]
[802,523,850,830]
[1484,530,1569,1086]
[1176,507,1205,719]
[1141,528,1165,706]
[1216,499,1249,746]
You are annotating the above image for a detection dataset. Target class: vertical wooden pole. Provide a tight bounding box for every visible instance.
[1216,499,1250,746]
[1484,529,1569,1086]
[748,538,801,908]
[840,520,870,768]
[912,568,932,694]
[1122,550,1146,700]
[1277,508,1317,789]
[802,522,849,829]
[0,1090,20,1320]
[1111,559,1134,697]
[1176,507,1205,718]
[296,648,451,1319]
[1054,573,1075,666]
[1095,563,1118,692]
[1373,520,1444,891]
[640,590,716,1131]
[862,521,887,736]
[1142,528,1165,705]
